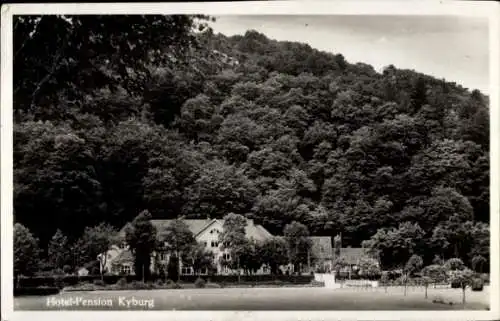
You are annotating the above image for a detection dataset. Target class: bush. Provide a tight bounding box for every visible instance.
[195,277,206,288]
[479,273,489,284]
[155,279,165,286]
[310,280,325,287]
[471,278,484,291]
[93,279,105,286]
[115,277,127,287]
[71,282,98,291]
[14,286,60,297]
[129,281,150,290]
[206,282,221,288]
[451,281,461,289]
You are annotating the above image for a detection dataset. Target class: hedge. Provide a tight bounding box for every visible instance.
[14,287,60,297]
[17,274,314,288]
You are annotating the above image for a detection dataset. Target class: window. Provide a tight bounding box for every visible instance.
[181,267,193,275]
[210,229,220,234]
[263,266,269,273]
[200,268,208,275]
[202,241,208,247]
[211,241,219,248]
[119,242,127,249]
[223,253,231,260]
[223,266,229,274]
[158,252,167,261]
[120,265,131,275]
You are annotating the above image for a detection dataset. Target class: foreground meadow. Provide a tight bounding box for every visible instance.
[14,285,489,311]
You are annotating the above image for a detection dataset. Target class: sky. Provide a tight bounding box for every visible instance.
[210,15,489,94]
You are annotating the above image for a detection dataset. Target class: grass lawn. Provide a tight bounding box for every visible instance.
[14,286,490,311]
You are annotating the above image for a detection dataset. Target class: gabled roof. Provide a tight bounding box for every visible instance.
[338,247,371,265]
[151,219,211,236]
[120,218,274,242]
[111,249,134,265]
[310,236,333,260]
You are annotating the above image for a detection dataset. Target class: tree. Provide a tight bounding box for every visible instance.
[14,223,40,285]
[363,222,425,270]
[450,268,475,305]
[219,213,248,281]
[357,257,381,280]
[421,264,447,297]
[47,229,70,271]
[125,210,157,282]
[186,242,215,276]
[380,271,390,293]
[404,254,423,296]
[471,255,487,273]
[78,223,118,280]
[239,240,263,275]
[14,15,212,119]
[160,218,197,281]
[258,237,289,275]
[283,221,312,274]
[444,258,465,272]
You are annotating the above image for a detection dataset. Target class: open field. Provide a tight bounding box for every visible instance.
[14,286,489,310]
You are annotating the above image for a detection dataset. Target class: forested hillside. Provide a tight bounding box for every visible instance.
[14,16,489,268]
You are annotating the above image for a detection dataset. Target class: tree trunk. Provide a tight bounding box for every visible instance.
[425,285,428,299]
[237,256,241,283]
[404,274,408,296]
[462,286,466,305]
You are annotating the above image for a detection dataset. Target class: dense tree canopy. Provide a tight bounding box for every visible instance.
[14,17,489,272]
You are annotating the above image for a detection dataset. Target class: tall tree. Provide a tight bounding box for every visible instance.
[258,237,289,275]
[14,223,40,284]
[283,221,312,274]
[78,223,118,280]
[14,15,212,120]
[125,210,157,282]
[160,218,197,281]
[47,229,70,271]
[219,213,248,280]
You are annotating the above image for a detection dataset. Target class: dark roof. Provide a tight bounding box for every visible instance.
[338,247,371,265]
[151,219,210,236]
[310,236,333,260]
[111,250,134,265]
[120,218,274,242]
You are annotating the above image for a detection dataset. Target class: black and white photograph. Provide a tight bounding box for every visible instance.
[1,1,499,320]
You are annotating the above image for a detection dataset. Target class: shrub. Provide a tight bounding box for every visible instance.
[206,282,221,288]
[194,277,206,288]
[479,273,489,284]
[14,286,60,297]
[115,277,127,287]
[155,279,164,286]
[166,279,175,286]
[310,280,325,287]
[450,281,461,289]
[471,278,484,292]
[93,279,105,286]
[129,281,149,290]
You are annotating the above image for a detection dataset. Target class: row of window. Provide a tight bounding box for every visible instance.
[156,252,231,261]
[115,264,270,276]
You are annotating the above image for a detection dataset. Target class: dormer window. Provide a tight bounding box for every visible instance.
[210,229,220,234]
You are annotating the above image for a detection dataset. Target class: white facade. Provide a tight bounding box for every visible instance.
[106,218,276,276]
